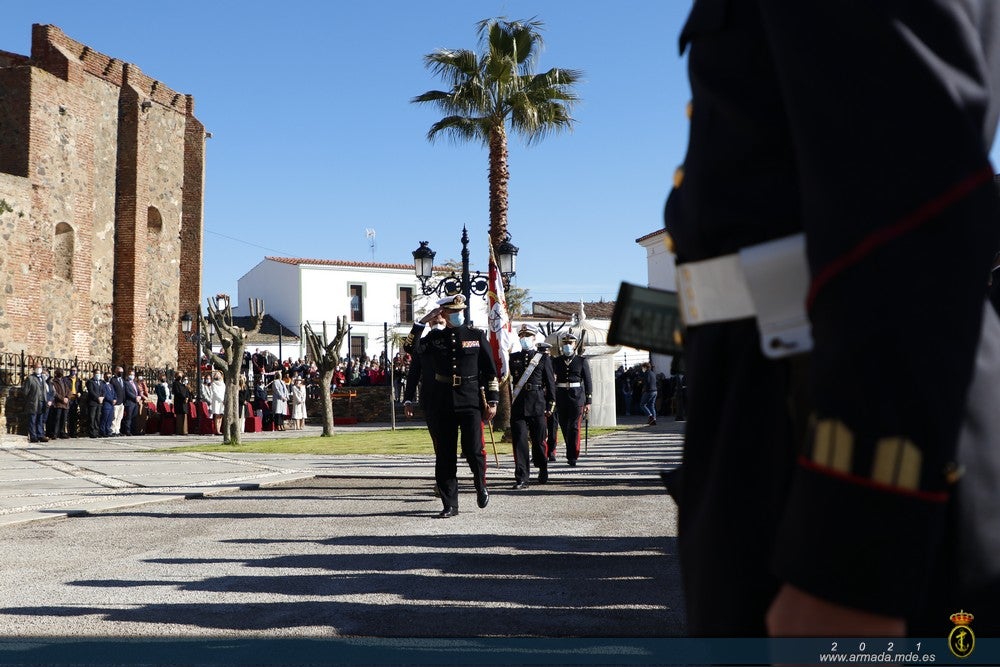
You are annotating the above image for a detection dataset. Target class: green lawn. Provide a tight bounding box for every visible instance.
[153,425,635,456]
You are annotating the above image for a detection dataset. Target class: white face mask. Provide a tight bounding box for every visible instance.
[35,368,43,376]
[520,338,532,351]
[561,344,574,356]
[128,374,135,380]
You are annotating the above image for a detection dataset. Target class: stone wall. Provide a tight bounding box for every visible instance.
[306,386,420,424]
[0,25,204,371]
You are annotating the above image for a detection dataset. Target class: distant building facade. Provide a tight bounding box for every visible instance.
[237,257,488,362]
[0,24,206,369]
[636,229,678,372]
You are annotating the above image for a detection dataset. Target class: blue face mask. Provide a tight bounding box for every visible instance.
[520,338,532,351]
[447,312,464,327]
[561,344,574,356]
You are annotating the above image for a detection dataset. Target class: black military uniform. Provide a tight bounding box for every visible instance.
[552,333,592,466]
[538,342,559,462]
[404,295,499,518]
[667,0,1000,636]
[403,320,441,465]
[508,325,556,488]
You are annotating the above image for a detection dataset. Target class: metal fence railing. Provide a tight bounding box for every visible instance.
[0,351,173,390]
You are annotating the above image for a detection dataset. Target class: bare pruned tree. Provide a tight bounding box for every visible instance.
[201,297,264,444]
[303,317,349,437]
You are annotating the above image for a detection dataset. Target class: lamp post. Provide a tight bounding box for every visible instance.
[180,307,214,402]
[412,226,518,323]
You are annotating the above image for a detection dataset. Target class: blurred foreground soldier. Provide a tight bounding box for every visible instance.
[405,294,499,518]
[552,333,592,466]
[666,0,1000,637]
[508,325,556,488]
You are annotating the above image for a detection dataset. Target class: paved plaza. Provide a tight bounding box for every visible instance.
[0,416,686,663]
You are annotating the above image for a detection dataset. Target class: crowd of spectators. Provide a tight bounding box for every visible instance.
[615,361,686,420]
[21,364,170,441]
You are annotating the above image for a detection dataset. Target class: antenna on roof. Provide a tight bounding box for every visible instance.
[365,228,376,261]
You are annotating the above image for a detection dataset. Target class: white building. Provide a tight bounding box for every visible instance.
[236,256,488,362]
[636,229,679,373]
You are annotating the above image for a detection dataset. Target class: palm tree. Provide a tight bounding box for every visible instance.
[412,17,581,253]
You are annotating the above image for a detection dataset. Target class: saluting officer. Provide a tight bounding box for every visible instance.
[404,301,449,497]
[404,294,499,518]
[508,324,556,488]
[552,333,592,466]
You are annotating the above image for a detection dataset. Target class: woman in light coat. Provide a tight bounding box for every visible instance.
[270,373,289,431]
[210,372,226,435]
[290,377,307,430]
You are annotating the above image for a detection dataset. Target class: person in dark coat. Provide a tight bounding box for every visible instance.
[172,373,191,435]
[21,365,48,443]
[403,294,499,518]
[99,372,117,438]
[666,0,1000,637]
[85,368,104,438]
[508,324,556,488]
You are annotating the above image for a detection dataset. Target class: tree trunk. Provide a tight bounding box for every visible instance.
[222,375,241,444]
[487,122,512,431]
[488,122,510,250]
[319,369,334,437]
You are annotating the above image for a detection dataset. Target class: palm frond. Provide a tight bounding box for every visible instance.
[422,49,481,87]
[427,115,491,146]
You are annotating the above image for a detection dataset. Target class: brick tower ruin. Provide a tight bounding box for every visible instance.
[0,24,205,370]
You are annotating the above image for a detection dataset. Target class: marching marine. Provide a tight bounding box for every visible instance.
[508,324,557,488]
[552,333,592,466]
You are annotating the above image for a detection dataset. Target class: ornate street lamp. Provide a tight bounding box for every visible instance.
[412,226,517,323]
[496,233,519,281]
[180,307,213,401]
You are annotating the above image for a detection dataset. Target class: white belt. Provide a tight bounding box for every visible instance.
[556,382,581,388]
[676,233,813,359]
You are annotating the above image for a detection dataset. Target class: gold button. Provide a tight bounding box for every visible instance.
[686,100,693,119]
[673,166,685,189]
[664,232,676,254]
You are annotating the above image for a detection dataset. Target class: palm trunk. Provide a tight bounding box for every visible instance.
[488,122,509,250]
[488,122,512,430]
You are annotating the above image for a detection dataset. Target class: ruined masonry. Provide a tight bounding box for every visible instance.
[0,24,205,370]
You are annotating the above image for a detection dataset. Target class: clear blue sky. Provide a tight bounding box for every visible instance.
[1,1,694,306]
[8,3,1000,308]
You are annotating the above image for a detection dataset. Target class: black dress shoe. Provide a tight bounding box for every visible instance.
[547,454,556,462]
[476,486,490,508]
[510,481,528,490]
[435,507,458,519]
[537,470,548,484]
[567,459,577,467]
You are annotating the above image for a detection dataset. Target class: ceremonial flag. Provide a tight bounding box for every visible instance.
[487,243,512,380]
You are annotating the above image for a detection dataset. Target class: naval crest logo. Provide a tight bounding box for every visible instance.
[948,610,975,659]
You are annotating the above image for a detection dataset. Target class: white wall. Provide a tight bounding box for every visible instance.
[236,260,301,331]
[638,230,679,375]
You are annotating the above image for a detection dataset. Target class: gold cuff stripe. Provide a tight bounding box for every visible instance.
[812,418,853,473]
[872,437,922,491]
